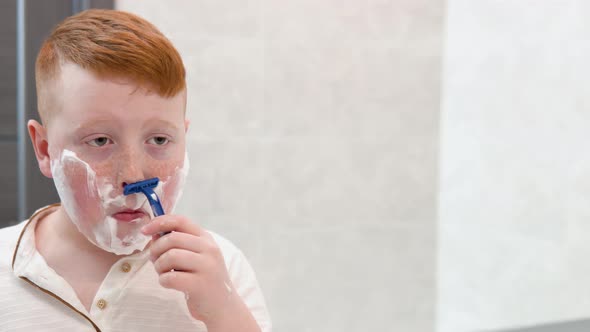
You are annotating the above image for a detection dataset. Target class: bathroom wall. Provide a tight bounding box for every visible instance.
[439,0,590,331]
[4,1,584,331]
[0,0,18,225]
[116,1,445,331]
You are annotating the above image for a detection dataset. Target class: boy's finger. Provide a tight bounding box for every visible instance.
[141,215,204,236]
[149,231,205,261]
[153,248,200,274]
[158,270,194,291]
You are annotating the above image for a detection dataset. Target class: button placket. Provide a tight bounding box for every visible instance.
[89,254,148,321]
[121,262,132,273]
[89,261,132,318]
[96,298,107,310]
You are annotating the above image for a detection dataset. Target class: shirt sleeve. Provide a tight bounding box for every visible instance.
[209,232,273,332]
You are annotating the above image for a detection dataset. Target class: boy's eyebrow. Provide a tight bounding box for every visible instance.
[143,118,180,131]
[74,118,116,132]
[73,118,180,132]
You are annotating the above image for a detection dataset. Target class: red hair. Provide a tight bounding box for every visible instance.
[36,9,186,121]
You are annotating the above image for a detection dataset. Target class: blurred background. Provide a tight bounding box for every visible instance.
[1,0,589,331]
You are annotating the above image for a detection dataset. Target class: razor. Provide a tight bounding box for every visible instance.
[124,178,169,235]
[124,177,164,216]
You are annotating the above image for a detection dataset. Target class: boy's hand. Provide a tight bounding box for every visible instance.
[141,215,241,326]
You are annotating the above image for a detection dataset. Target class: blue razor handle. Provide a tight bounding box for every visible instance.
[124,178,170,236]
[144,190,165,217]
[123,177,165,217]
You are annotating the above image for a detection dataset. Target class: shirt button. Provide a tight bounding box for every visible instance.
[121,262,132,273]
[97,299,107,310]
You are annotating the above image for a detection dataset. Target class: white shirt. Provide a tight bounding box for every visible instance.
[0,205,272,332]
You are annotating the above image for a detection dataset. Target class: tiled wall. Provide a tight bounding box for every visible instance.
[117,1,444,331]
[439,1,590,331]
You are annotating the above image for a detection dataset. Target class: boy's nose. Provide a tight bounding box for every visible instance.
[117,151,146,189]
[120,171,146,189]
[120,173,146,189]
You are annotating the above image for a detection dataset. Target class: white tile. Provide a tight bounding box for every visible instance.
[262,0,369,41]
[439,1,590,331]
[257,224,434,332]
[176,138,437,227]
[182,39,265,138]
[116,0,262,40]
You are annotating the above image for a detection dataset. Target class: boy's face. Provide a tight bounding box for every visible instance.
[34,63,188,255]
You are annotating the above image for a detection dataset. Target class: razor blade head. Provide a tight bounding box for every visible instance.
[123,177,160,195]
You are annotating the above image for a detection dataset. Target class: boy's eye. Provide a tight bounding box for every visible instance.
[147,136,169,146]
[87,137,112,147]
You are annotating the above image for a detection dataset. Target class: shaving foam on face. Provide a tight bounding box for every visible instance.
[50,149,189,255]
[158,150,190,214]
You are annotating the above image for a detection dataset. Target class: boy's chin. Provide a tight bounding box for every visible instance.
[76,216,152,255]
[92,234,151,256]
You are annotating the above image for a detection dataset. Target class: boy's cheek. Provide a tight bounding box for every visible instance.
[53,153,104,226]
[68,185,102,227]
[159,156,189,214]
[161,174,182,212]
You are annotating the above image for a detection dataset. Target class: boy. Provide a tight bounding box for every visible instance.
[0,9,271,332]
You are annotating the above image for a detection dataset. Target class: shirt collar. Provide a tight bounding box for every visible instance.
[10,204,152,325]
[12,204,60,273]
[12,203,150,276]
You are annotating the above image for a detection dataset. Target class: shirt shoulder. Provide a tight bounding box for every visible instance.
[207,230,253,276]
[0,221,28,271]
[207,231,242,258]
[206,230,273,332]
[0,221,27,239]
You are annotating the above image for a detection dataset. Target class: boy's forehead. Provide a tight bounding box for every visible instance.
[41,63,186,130]
[60,64,184,111]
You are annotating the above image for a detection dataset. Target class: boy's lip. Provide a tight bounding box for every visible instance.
[112,209,148,222]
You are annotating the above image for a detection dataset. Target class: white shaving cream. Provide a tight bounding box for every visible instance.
[50,150,189,255]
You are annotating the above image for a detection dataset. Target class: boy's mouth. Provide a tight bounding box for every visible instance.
[112,209,148,223]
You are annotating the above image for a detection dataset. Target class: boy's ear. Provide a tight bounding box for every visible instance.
[27,119,53,178]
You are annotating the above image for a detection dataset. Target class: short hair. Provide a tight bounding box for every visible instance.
[35,9,186,123]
